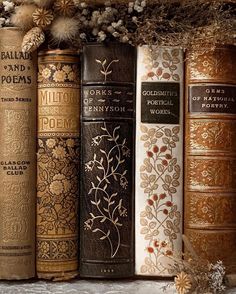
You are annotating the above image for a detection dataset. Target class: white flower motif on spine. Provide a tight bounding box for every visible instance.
[3,1,14,12]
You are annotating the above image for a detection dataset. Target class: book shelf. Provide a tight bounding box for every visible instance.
[0,279,235,293]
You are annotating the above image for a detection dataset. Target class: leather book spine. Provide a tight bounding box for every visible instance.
[185,46,236,273]
[0,27,37,279]
[135,46,184,276]
[37,50,80,280]
[80,43,135,278]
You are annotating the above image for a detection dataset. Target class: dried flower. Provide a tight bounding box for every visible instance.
[22,27,45,53]
[0,17,5,27]
[50,16,79,43]
[3,0,236,53]
[11,4,37,30]
[32,8,53,28]
[175,272,192,294]
[163,236,228,294]
[54,0,76,17]
[209,261,226,293]
[3,1,14,12]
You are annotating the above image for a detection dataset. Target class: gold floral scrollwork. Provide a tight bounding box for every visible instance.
[188,120,236,152]
[37,137,79,261]
[95,58,119,82]
[84,122,130,258]
[38,62,79,84]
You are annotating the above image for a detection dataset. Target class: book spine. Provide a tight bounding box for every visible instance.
[80,43,135,278]
[135,46,184,276]
[37,50,80,280]
[185,46,236,273]
[0,28,36,279]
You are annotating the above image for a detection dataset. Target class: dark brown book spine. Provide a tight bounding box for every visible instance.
[185,46,236,273]
[37,50,80,280]
[80,43,135,278]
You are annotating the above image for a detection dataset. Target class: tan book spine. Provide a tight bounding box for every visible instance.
[0,27,37,280]
[37,50,80,280]
[185,46,236,273]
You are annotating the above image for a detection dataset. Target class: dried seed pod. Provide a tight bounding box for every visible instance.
[32,8,54,28]
[22,27,45,53]
[50,16,79,43]
[53,0,76,17]
[11,4,37,30]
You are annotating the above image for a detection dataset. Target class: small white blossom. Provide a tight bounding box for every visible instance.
[112,31,119,37]
[92,27,99,36]
[0,18,5,27]
[80,33,86,40]
[134,5,143,12]
[98,30,106,41]
[141,0,146,7]
[209,261,226,293]
[76,1,87,8]
[121,35,129,42]
[3,1,14,12]
[82,9,89,16]
[104,1,111,6]
[107,25,115,33]
[105,7,112,13]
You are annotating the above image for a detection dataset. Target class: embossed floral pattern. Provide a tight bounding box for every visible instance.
[37,239,77,260]
[187,120,236,152]
[4,109,30,156]
[37,137,79,261]
[189,50,232,80]
[186,194,236,226]
[84,123,130,258]
[187,158,235,189]
[139,125,181,275]
[38,62,79,83]
[186,230,236,264]
[141,48,180,81]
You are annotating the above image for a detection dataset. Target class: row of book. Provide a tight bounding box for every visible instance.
[0,27,235,280]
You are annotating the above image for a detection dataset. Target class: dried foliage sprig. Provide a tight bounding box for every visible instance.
[162,235,227,294]
[2,0,236,52]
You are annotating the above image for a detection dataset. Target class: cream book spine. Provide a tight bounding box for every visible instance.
[135,46,183,276]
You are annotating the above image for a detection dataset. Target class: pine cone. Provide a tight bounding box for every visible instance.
[22,27,45,53]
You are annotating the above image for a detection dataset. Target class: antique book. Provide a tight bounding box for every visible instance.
[0,27,37,279]
[135,46,184,276]
[80,43,135,278]
[185,46,236,273]
[37,50,80,280]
